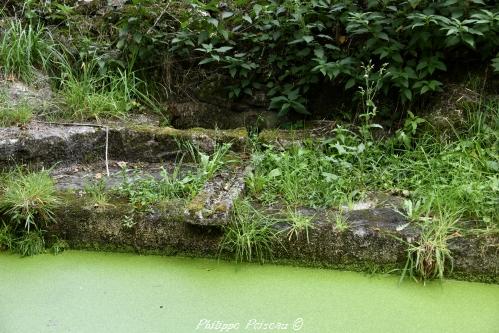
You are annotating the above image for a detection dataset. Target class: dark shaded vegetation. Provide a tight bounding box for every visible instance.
[0,0,497,123]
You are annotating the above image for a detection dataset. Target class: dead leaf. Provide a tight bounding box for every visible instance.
[116,161,127,169]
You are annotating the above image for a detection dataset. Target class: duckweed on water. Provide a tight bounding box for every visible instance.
[1,252,499,333]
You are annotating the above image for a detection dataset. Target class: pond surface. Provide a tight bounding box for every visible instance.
[1,251,498,333]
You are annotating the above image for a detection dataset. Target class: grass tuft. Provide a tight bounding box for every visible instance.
[0,20,56,81]
[332,211,349,232]
[285,208,314,243]
[0,224,13,250]
[401,209,460,282]
[16,230,45,257]
[0,170,59,233]
[0,101,34,126]
[58,60,142,121]
[220,200,280,264]
[83,179,112,208]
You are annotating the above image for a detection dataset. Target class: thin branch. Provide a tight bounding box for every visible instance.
[105,125,110,177]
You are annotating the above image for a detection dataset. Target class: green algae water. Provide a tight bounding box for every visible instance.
[1,251,498,333]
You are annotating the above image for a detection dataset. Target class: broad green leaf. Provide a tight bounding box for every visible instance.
[221,11,234,19]
[215,46,233,53]
[462,34,475,48]
[207,18,219,27]
[303,35,314,43]
[334,143,347,155]
[199,58,216,65]
[403,89,412,101]
[322,172,339,182]
[253,4,262,16]
[345,78,356,90]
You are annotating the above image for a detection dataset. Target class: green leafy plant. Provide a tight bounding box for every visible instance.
[0,19,56,81]
[83,179,112,208]
[397,199,431,224]
[394,111,426,149]
[0,102,34,127]
[58,57,143,121]
[118,171,169,212]
[269,88,308,116]
[220,200,280,264]
[285,208,314,243]
[186,142,234,182]
[401,209,460,283]
[16,230,45,257]
[167,0,499,117]
[122,215,136,229]
[49,237,69,255]
[358,61,386,140]
[117,144,231,212]
[0,170,59,233]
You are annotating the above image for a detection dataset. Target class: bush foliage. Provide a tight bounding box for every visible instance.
[2,0,499,117]
[172,0,499,115]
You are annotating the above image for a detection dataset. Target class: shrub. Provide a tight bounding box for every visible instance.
[4,0,498,119]
[171,0,499,115]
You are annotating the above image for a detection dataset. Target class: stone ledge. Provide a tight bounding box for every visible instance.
[185,166,251,226]
[0,123,248,168]
[44,195,499,284]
